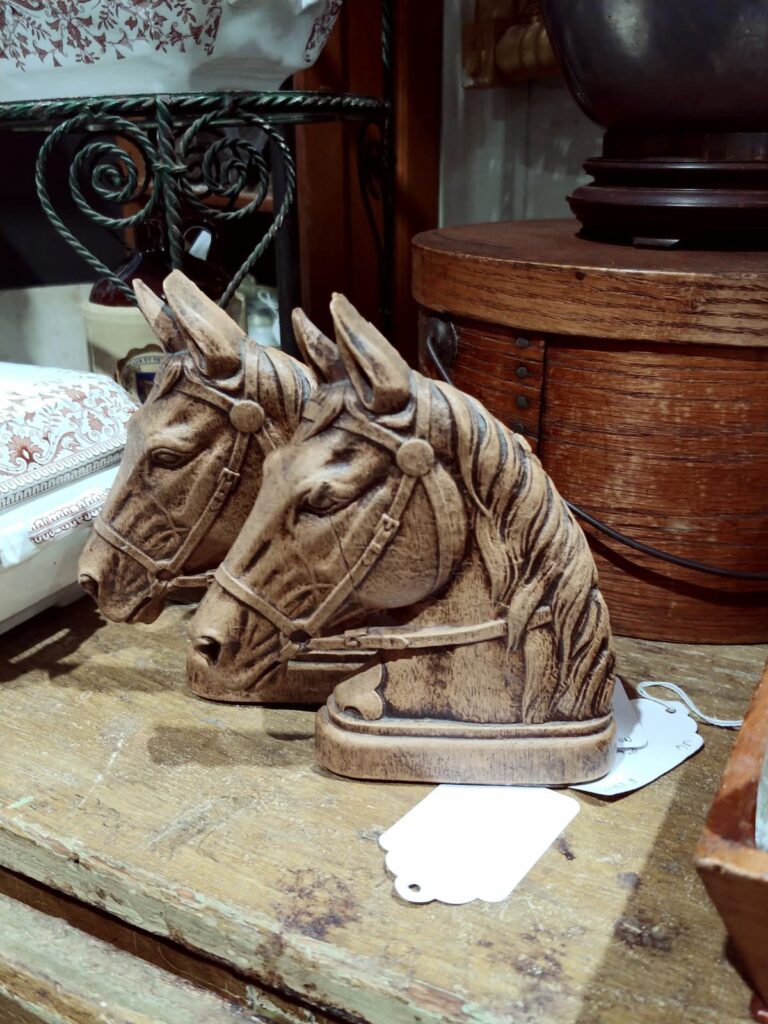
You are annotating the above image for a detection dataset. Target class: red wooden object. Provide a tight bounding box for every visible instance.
[696,660,768,1019]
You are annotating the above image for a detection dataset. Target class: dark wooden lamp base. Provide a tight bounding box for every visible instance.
[571,131,768,247]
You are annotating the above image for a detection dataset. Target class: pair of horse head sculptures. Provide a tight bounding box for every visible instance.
[79,271,616,784]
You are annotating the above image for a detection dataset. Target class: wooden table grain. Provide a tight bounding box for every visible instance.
[0,598,765,1024]
[0,892,259,1023]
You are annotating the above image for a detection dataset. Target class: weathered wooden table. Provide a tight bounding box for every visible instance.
[0,598,765,1023]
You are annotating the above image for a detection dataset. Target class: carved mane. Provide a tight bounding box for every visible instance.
[430,378,614,717]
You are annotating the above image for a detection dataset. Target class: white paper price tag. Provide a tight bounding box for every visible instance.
[573,699,702,797]
[379,785,579,905]
[614,679,647,751]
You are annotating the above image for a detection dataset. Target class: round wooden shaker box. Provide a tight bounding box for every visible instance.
[413,220,768,643]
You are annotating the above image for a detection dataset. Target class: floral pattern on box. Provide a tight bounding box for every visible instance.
[0,364,136,510]
[2,0,344,100]
[29,484,109,546]
[1,0,223,71]
[303,0,342,64]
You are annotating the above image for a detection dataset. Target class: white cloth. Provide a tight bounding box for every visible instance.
[0,464,118,570]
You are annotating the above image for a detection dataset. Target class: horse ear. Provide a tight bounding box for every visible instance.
[133,278,186,353]
[162,270,243,380]
[291,307,344,383]
[330,293,411,413]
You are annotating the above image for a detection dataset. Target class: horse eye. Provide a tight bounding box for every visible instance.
[150,447,186,468]
[302,486,344,515]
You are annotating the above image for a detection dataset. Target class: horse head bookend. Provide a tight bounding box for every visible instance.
[187,295,617,784]
[77,271,359,702]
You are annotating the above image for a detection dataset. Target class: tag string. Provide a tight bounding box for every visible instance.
[636,681,744,730]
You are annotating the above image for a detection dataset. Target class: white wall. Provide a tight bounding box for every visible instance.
[0,284,90,371]
[439,0,602,227]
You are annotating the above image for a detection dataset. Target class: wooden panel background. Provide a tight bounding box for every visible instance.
[294,3,383,338]
[439,2,601,228]
[296,0,443,363]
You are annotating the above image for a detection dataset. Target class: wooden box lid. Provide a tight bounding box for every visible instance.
[413,220,768,347]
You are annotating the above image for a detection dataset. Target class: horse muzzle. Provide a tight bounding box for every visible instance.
[78,533,164,624]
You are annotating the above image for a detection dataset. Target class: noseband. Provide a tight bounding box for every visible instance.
[94,347,273,604]
[214,384,514,665]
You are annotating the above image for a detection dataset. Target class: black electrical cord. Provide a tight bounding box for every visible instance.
[566,500,768,582]
[425,337,768,584]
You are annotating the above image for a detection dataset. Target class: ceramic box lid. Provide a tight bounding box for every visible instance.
[0,363,135,511]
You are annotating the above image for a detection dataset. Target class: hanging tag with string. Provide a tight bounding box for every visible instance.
[573,680,742,797]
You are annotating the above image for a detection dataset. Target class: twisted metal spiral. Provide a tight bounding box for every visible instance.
[177,109,296,308]
[19,90,390,316]
[202,137,270,212]
[181,132,270,217]
[35,111,161,302]
[68,140,156,231]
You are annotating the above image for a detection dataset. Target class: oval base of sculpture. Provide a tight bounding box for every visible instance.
[315,699,616,785]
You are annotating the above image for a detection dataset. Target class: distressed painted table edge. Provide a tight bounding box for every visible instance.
[0,889,263,1023]
[0,819,419,1024]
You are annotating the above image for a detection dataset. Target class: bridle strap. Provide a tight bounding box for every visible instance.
[302,619,508,652]
[214,562,509,656]
[213,391,428,657]
[214,564,298,636]
[176,377,240,416]
[93,515,164,577]
[94,514,217,592]
[213,483,413,659]
[212,384,512,661]
[302,473,417,633]
[94,348,264,600]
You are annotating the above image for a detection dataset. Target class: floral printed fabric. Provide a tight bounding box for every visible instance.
[302,0,342,65]
[1,0,222,71]
[0,363,136,510]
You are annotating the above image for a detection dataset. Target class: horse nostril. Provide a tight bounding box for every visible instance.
[78,573,99,600]
[194,635,222,666]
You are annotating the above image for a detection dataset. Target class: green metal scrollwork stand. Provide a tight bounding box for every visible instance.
[0,72,393,337]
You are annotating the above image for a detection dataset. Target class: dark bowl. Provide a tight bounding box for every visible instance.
[539,0,768,131]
